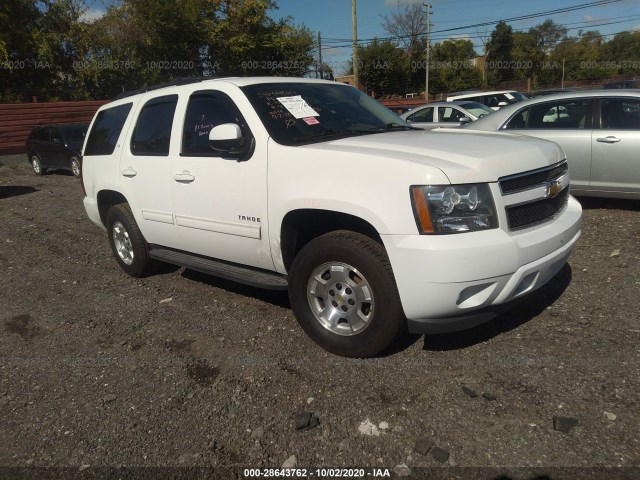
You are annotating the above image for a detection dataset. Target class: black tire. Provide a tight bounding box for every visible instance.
[288,230,405,358]
[106,203,152,277]
[31,155,44,175]
[69,156,81,177]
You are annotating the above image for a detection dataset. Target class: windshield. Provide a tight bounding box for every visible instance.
[506,92,528,104]
[59,125,88,143]
[459,102,494,118]
[241,82,414,146]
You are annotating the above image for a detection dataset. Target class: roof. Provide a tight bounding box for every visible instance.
[404,100,486,108]
[114,76,344,100]
[464,89,640,131]
[448,90,519,99]
[32,123,89,129]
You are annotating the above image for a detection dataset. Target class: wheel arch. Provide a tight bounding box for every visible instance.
[97,190,129,227]
[280,209,383,273]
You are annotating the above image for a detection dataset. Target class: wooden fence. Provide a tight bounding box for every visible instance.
[0,101,107,155]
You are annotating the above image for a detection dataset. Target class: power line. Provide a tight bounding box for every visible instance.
[320,17,640,52]
[321,0,626,45]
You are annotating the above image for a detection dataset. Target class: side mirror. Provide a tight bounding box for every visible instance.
[459,116,472,125]
[209,123,249,155]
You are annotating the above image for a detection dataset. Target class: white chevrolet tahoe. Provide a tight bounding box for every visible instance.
[81,77,582,357]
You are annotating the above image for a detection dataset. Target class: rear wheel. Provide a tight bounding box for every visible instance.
[289,231,405,358]
[70,156,81,177]
[106,203,152,277]
[31,155,44,175]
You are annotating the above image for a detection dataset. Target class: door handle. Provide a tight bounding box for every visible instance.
[174,172,195,183]
[121,168,137,177]
[596,136,621,144]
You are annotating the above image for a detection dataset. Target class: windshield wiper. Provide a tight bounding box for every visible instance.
[294,128,379,143]
[385,122,421,131]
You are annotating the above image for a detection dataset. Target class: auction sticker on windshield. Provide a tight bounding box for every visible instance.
[277,95,319,119]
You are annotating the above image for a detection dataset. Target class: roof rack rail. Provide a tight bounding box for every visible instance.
[114,76,212,100]
[448,89,482,96]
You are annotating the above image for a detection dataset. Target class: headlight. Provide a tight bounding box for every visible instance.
[410,184,498,234]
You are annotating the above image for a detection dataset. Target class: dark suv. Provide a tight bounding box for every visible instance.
[26,124,88,177]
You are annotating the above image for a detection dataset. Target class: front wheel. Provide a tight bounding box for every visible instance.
[106,203,152,277]
[288,231,405,358]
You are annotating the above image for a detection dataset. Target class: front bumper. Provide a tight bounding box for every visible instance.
[382,195,582,334]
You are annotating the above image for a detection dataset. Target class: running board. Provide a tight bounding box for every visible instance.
[148,246,288,290]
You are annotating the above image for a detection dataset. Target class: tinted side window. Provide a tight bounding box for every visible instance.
[525,100,589,129]
[28,128,39,141]
[438,107,463,122]
[407,107,433,122]
[505,108,530,129]
[51,128,63,143]
[85,103,133,156]
[485,95,501,108]
[601,99,640,129]
[36,128,50,142]
[182,92,248,156]
[131,95,178,156]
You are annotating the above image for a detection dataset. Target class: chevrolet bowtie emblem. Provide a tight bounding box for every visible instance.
[546,179,562,198]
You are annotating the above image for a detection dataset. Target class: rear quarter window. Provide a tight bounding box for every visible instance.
[85,103,133,156]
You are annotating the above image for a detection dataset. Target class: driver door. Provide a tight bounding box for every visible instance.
[171,90,273,270]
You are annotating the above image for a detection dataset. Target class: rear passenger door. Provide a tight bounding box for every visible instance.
[591,98,640,196]
[118,95,180,247]
[171,89,273,270]
[36,127,54,167]
[50,127,68,167]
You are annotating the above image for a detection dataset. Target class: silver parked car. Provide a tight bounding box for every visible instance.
[464,90,640,199]
[400,101,494,130]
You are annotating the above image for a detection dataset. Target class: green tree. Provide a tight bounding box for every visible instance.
[2,0,317,101]
[546,31,608,85]
[39,0,92,100]
[602,31,640,75]
[486,21,514,85]
[430,39,482,93]
[511,31,544,85]
[76,0,210,98]
[205,0,315,77]
[530,19,567,54]
[350,40,406,97]
[0,0,46,101]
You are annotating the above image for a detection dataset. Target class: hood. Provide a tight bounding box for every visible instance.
[300,129,564,184]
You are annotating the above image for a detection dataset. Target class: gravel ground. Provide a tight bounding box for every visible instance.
[1,154,639,479]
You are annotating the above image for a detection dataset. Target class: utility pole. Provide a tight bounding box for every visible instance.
[352,0,359,89]
[424,3,432,102]
[317,32,323,79]
[561,58,566,89]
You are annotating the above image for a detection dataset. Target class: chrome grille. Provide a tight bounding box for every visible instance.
[500,161,569,195]
[499,161,570,231]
